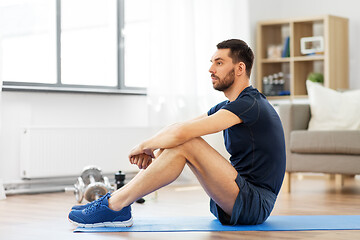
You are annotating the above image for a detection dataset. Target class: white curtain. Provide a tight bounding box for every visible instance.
[147,0,250,127]
[0,28,2,139]
[0,29,3,196]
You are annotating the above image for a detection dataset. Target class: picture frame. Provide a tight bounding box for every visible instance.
[300,36,324,55]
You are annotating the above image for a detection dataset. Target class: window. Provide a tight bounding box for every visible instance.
[61,0,118,87]
[0,0,57,85]
[0,0,146,94]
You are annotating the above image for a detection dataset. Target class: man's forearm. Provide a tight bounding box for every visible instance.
[141,122,189,151]
[141,114,208,152]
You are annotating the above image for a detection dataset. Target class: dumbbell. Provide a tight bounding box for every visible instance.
[74,166,113,203]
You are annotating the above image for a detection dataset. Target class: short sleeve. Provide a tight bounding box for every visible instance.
[221,95,259,125]
[207,100,228,116]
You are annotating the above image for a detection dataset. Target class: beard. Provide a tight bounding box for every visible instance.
[212,69,235,91]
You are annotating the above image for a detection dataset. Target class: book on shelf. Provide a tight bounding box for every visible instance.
[282,36,290,58]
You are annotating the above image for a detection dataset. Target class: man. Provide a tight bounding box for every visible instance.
[68,39,286,227]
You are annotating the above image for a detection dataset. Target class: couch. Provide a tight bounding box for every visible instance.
[279,103,360,192]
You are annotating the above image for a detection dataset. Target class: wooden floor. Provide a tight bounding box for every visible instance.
[1,175,360,240]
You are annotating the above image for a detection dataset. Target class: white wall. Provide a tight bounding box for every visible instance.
[248,0,360,90]
[0,92,148,182]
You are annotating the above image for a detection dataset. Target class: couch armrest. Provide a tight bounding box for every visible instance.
[278,104,311,171]
[279,104,311,132]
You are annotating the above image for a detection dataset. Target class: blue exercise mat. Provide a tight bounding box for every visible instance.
[74,215,360,232]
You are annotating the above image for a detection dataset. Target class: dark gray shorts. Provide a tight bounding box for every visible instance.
[210,173,277,225]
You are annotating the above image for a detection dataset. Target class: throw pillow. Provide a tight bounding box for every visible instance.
[306,80,360,130]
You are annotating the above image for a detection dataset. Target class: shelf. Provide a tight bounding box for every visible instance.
[293,55,324,61]
[266,96,292,100]
[292,95,309,99]
[261,58,291,63]
[258,15,326,25]
[256,15,349,99]
[262,55,324,63]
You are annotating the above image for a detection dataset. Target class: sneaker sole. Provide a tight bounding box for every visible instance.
[69,217,133,228]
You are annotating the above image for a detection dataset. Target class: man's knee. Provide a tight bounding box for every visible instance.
[153,137,207,163]
[174,137,210,163]
[177,137,205,152]
[158,137,204,157]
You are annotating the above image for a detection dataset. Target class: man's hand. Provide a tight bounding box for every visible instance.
[129,144,155,169]
[130,153,153,169]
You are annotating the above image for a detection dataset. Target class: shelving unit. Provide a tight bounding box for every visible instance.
[256,15,349,99]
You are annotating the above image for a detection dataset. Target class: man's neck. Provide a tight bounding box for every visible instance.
[224,79,250,102]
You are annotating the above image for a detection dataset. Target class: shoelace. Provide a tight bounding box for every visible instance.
[84,193,109,214]
[84,200,102,214]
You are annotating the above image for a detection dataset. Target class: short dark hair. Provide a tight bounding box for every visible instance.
[217,39,254,77]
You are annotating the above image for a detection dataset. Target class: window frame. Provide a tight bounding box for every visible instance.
[1,0,146,95]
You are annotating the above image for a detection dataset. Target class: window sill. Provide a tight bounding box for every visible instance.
[2,85,147,95]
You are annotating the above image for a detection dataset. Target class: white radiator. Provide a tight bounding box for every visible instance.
[20,127,158,179]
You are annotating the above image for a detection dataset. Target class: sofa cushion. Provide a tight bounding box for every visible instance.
[290,130,360,154]
[306,80,360,130]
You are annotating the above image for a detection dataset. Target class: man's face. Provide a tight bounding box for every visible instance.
[209,49,235,92]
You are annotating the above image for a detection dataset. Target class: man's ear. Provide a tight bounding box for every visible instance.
[235,62,246,76]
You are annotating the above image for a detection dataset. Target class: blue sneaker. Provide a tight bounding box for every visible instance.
[68,194,133,227]
[71,192,111,210]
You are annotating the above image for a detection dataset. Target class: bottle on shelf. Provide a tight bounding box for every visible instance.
[262,72,286,96]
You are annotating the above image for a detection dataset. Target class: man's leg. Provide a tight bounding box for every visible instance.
[109,137,239,216]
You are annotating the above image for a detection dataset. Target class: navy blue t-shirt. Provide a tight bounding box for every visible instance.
[208,86,286,195]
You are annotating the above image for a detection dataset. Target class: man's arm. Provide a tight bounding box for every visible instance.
[128,113,207,169]
[191,113,208,121]
[129,109,241,159]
